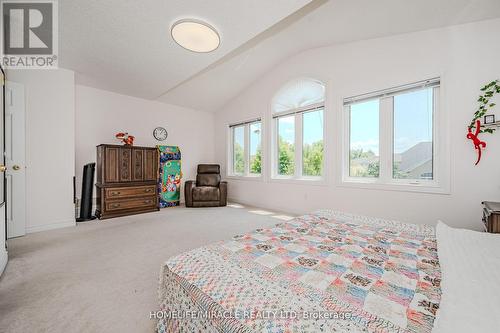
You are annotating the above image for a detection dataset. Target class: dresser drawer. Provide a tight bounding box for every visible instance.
[105,185,156,199]
[105,197,157,211]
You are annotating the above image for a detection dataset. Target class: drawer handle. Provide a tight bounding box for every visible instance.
[110,191,121,196]
[111,203,121,208]
[144,200,153,204]
[144,188,153,193]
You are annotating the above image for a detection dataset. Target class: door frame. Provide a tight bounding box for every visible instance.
[1,64,6,232]
[1,64,7,274]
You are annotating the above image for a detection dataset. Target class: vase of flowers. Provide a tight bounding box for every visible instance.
[115,132,135,146]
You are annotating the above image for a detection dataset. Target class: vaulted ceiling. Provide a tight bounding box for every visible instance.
[59,0,313,99]
[60,0,500,112]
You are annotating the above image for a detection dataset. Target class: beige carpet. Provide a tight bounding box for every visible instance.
[0,204,294,333]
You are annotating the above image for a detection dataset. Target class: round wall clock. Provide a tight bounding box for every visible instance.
[153,127,168,141]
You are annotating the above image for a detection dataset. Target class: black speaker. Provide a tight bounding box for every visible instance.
[76,163,96,222]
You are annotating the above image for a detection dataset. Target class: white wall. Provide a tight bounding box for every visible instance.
[215,19,500,229]
[7,69,76,233]
[75,85,215,201]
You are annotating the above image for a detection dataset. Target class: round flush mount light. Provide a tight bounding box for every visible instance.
[171,19,220,53]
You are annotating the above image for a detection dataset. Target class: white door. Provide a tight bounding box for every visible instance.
[5,81,26,239]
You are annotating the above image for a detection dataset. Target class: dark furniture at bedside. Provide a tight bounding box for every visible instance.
[95,144,159,219]
[185,164,227,207]
[482,201,500,233]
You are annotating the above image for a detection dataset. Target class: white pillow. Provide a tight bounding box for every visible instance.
[433,222,500,333]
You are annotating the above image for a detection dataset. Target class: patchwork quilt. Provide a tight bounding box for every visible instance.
[157,211,441,333]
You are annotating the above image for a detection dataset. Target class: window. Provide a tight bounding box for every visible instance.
[249,122,262,174]
[302,110,324,176]
[229,119,262,177]
[343,78,442,190]
[277,116,295,176]
[272,78,325,180]
[393,88,433,180]
[349,100,379,178]
[232,125,245,175]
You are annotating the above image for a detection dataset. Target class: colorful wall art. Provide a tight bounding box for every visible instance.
[158,146,182,208]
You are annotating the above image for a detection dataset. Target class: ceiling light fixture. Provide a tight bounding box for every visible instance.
[171,19,220,53]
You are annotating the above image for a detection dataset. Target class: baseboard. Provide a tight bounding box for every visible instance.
[228,197,257,208]
[0,248,7,277]
[26,219,76,234]
[227,197,303,216]
[74,197,97,218]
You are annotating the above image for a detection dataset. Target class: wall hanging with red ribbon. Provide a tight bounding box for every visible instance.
[467,80,499,165]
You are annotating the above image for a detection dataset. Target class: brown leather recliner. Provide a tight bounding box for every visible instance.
[185,164,227,207]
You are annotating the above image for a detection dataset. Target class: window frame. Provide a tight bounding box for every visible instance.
[341,79,449,194]
[227,118,263,179]
[271,102,326,182]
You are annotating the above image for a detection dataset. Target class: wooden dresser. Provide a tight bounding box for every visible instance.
[95,144,159,219]
[482,201,500,233]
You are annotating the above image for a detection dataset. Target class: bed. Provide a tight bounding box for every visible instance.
[157,210,448,332]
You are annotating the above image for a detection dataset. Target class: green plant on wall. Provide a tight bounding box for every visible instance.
[466,79,500,165]
[469,79,500,133]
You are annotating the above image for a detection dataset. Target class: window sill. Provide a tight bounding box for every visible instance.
[226,175,263,182]
[339,178,450,194]
[269,176,327,186]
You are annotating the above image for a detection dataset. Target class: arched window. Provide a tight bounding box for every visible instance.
[272,78,325,179]
[272,78,325,113]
